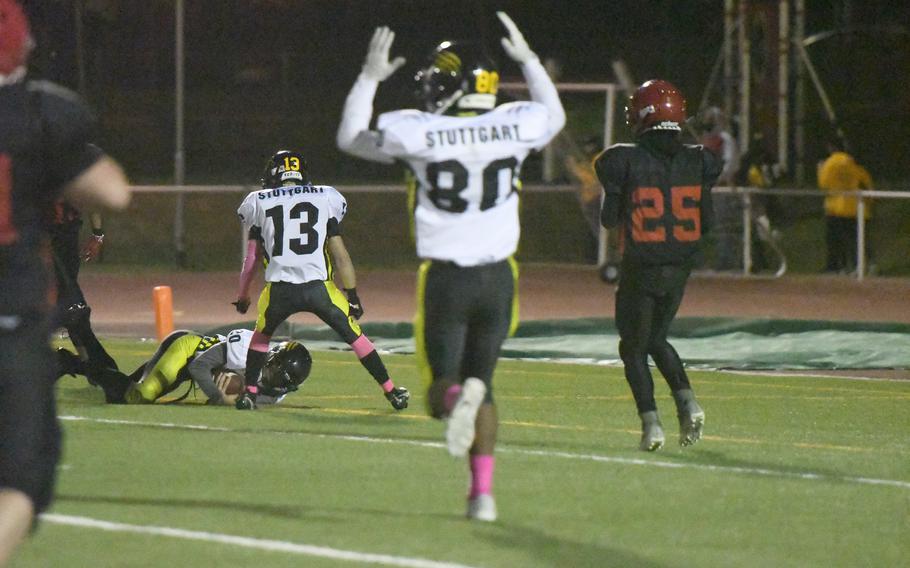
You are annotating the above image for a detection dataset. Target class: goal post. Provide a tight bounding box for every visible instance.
[500,80,622,267]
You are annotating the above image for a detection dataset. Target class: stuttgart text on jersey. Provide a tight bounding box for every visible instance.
[425,123,523,148]
[258,185,325,199]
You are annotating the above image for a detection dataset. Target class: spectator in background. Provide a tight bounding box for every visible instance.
[817,139,873,273]
[0,1,130,564]
[698,107,740,271]
[734,132,782,273]
[563,135,603,262]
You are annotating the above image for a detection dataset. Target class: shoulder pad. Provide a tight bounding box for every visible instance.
[377,109,431,131]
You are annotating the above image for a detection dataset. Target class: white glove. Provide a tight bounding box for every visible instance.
[497,12,538,64]
[362,26,406,82]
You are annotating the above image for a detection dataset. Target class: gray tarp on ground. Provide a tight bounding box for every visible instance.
[210,318,910,371]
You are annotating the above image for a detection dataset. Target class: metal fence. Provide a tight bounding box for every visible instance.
[131,184,908,280]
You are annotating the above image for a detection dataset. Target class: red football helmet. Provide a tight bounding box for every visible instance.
[0,0,31,75]
[626,79,687,135]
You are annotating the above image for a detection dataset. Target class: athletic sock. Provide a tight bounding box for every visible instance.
[351,335,393,388]
[444,384,462,414]
[244,331,270,386]
[469,454,495,499]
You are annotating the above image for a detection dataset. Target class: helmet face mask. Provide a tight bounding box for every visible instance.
[262,341,312,391]
[261,150,308,189]
[414,41,499,115]
[626,79,687,136]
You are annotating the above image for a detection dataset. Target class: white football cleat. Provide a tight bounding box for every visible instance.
[466,493,497,522]
[639,410,665,452]
[445,378,486,457]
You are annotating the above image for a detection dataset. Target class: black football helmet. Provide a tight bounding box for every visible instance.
[414,40,499,115]
[261,150,308,188]
[261,341,312,391]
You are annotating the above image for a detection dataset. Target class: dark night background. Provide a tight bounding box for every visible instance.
[19,1,910,187]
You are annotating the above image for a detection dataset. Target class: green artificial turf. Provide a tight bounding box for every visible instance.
[13,342,910,567]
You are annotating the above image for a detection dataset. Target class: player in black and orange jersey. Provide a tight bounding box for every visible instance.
[0,1,129,563]
[595,80,721,452]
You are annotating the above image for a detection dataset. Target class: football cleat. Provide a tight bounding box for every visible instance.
[385,386,410,410]
[445,378,486,457]
[56,347,85,379]
[235,387,258,410]
[673,389,705,447]
[678,407,705,447]
[638,410,665,452]
[466,493,497,522]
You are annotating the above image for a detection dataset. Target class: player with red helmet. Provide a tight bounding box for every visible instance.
[0,0,130,562]
[596,79,721,451]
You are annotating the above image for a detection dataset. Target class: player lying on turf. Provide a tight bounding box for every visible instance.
[59,328,310,406]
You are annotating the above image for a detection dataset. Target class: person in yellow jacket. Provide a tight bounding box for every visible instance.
[817,140,873,273]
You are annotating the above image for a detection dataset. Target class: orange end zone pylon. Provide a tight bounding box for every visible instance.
[152,285,174,341]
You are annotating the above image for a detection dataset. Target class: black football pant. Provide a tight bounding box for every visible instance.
[615,263,692,414]
[418,259,515,404]
[51,225,118,373]
[0,311,61,514]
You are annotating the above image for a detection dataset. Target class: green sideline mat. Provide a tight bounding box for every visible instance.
[208,317,910,371]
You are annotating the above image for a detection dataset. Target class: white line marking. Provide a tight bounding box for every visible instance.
[59,415,910,491]
[721,369,908,383]
[41,514,479,568]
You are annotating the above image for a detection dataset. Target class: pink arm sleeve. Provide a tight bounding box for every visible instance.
[237,239,261,298]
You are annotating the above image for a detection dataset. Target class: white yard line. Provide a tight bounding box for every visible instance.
[59,415,910,491]
[41,514,479,568]
[721,369,908,383]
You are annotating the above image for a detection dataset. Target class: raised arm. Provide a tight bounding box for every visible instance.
[336,27,406,163]
[497,12,566,139]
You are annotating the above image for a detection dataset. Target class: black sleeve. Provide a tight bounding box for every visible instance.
[247,225,262,240]
[326,217,342,237]
[32,81,102,189]
[700,148,723,234]
[594,148,626,229]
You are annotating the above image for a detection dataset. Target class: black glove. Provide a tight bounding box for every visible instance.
[235,385,258,410]
[232,298,250,314]
[345,288,364,320]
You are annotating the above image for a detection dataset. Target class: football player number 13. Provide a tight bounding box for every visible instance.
[265,202,319,256]
[426,157,519,213]
[631,185,702,243]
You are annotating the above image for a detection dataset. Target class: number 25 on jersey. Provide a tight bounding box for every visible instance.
[631,185,701,243]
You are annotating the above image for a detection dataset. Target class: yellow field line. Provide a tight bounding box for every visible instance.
[271,406,899,455]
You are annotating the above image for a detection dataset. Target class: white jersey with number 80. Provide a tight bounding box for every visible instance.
[375,103,555,266]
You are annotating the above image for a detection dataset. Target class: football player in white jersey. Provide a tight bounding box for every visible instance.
[337,12,565,522]
[74,328,310,406]
[232,150,410,411]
